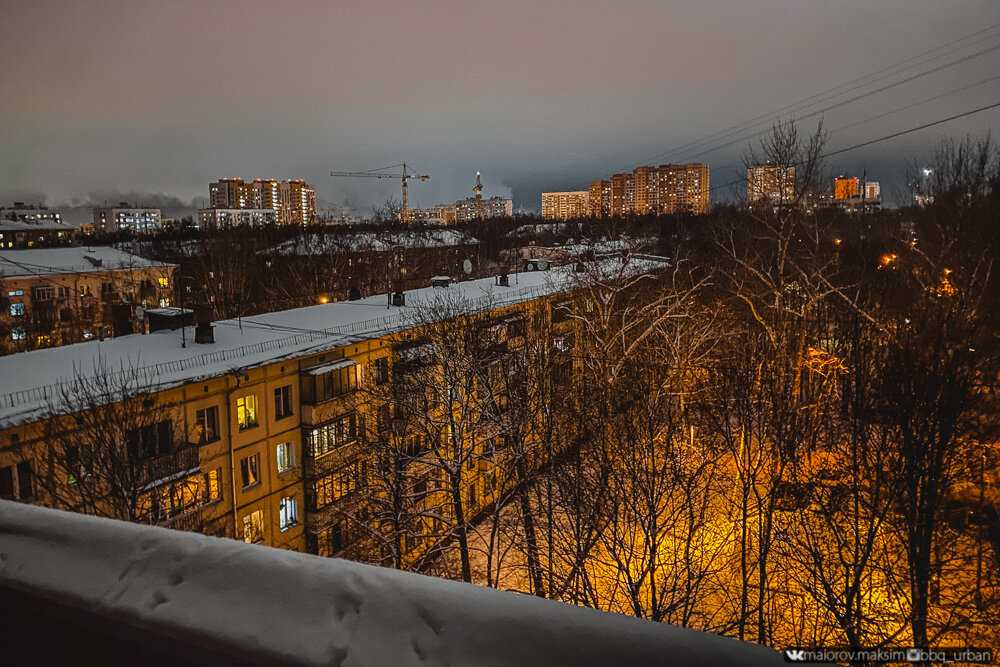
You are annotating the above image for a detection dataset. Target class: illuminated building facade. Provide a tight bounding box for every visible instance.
[541,191,590,220]
[746,164,796,205]
[208,178,316,225]
[834,176,860,201]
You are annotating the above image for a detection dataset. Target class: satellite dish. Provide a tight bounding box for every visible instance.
[462,258,473,275]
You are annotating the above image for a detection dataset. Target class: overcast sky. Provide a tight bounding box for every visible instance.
[2,0,999,211]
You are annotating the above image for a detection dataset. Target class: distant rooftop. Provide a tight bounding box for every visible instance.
[0,257,667,426]
[0,246,173,278]
[0,219,75,233]
[265,229,479,256]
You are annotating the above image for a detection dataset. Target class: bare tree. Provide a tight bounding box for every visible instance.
[37,362,202,526]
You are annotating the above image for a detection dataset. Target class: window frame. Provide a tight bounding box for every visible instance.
[195,405,220,444]
[279,495,298,531]
[276,441,295,473]
[236,394,259,431]
[239,452,261,489]
[274,385,293,420]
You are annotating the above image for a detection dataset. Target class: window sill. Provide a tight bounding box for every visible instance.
[241,481,261,492]
[280,522,298,533]
[277,466,299,477]
[238,424,259,432]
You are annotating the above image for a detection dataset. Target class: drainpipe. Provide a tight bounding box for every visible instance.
[224,373,239,539]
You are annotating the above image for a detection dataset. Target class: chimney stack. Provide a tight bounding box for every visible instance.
[194,304,215,344]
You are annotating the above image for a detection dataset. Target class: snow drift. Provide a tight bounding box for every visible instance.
[0,501,785,665]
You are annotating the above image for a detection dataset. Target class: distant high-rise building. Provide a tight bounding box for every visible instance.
[208,178,316,225]
[864,181,881,201]
[834,176,860,201]
[746,164,796,205]
[656,163,710,215]
[610,173,633,216]
[588,180,611,217]
[632,166,657,215]
[541,191,590,220]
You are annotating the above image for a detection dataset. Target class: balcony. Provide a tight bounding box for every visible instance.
[0,502,785,666]
[136,445,200,488]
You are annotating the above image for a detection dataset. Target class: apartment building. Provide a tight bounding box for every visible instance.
[0,262,650,561]
[197,208,278,230]
[632,166,657,215]
[656,163,710,215]
[208,178,317,225]
[0,247,175,353]
[93,205,162,234]
[834,176,861,201]
[454,196,513,222]
[541,191,589,220]
[610,173,634,217]
[0,220,78,249]
[746,164,796,205]
[588,180,611,218]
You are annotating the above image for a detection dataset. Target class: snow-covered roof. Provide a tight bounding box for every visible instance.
[0,258,667,427]
[265,229,479,256]
[0,219,75,232]
[0,246,173,278]
[0,501,785,666]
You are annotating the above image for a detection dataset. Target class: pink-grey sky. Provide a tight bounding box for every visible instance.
[2,0,999,211]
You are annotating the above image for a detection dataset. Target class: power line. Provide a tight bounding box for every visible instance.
[826,73,1000,136]
[821,100,1000,159]
[706,74,1000,186]
[667,41,1000,166]
[708,99,1000,195]
[639,23,1000,167]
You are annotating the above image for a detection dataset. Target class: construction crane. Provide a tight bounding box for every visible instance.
[330,162,429,223]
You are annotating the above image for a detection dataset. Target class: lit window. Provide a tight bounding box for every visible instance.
[236,394,259,430]
[11,328,26,341]
[203,468,223,503]
[306,413,357,459]
[239,453,260,488]
[279,496,297,531]
[276,442,294,473]
[242,510,264,544]
[9,302,24,317]
[157,277,169,287]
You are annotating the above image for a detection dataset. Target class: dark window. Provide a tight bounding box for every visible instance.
[317,364,357,401]
[126,420,173,461]
[0,466,13,499]
[551,300,572,323]
[274,385,293,419]
[374,358,389,385]
[16,462,33,499]
[195,406,220,443]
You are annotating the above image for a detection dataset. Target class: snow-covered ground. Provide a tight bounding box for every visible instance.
[0,501,787,666]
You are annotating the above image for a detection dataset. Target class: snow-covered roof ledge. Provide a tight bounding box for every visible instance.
[0,502,785,666]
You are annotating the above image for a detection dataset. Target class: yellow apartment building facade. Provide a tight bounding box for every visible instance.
[0,247,176,354]
[0,267,602,562]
